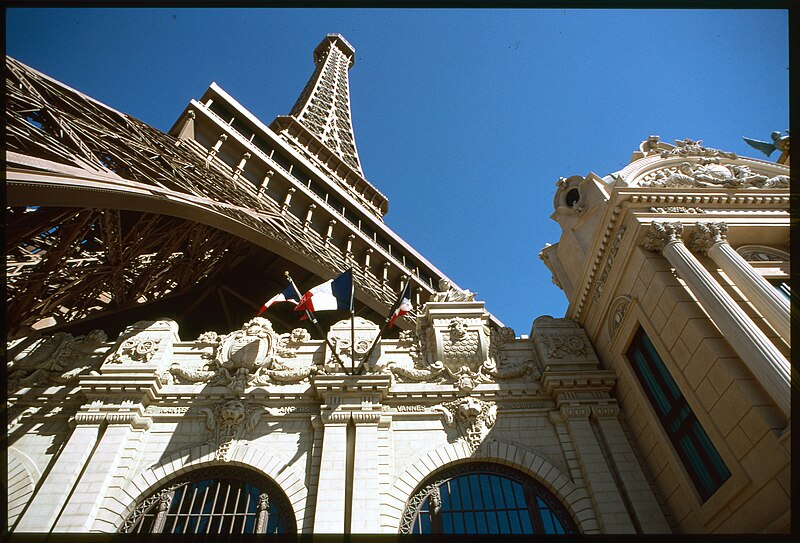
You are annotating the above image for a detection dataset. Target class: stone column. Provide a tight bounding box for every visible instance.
[350,413,382,533]
[14,419,103,532]
[689,222,790,341]
[643,221,790,417]
[312,416,348,533]
[559,406,636,533]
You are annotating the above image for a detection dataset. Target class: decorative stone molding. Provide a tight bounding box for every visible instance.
[434,396,497,452]
[607,296,632,340]
[430,279,476,302]
[7,329,108,391]
[199,399,264,461]
[326,316,380,371]
[658,138,737,159]
[592,227,626,303]
[166,317,318,392]
[688,222,728,254]
[641,221,683,253]
[559,406,592,420]
[591,405,621,419]
[107,337,162,364]
[540,334,587,360]
[649,206,706,214]
[643,158,788,189]
[736,245,790,262]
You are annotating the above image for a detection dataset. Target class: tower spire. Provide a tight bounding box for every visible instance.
[288,34,364,176]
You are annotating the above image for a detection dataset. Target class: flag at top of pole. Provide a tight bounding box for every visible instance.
[389,283,413,328]
[258,284,299,315]
[294,269,353,314]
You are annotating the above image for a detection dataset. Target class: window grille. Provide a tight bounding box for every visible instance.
[626,328,731,501]
[120,466,296,534]
[400,462,577,534]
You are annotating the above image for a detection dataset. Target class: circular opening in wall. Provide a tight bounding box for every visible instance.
[565,188,580,208]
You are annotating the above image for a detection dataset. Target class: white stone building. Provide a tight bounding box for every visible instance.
[6,35,790,534]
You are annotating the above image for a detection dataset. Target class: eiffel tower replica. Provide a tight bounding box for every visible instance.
[6,34,493,343]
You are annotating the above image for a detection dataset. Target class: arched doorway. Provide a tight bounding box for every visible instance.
[119,465,296,534]
[400,462,577,534]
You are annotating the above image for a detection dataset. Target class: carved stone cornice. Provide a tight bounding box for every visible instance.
[688,222,728,254]
[641,221,684,253]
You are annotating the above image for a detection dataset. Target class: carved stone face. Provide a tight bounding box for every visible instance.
[457,397,482,420]
[221,400,244,422]
[449,318,468,340]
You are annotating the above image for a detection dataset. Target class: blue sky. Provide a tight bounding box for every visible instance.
[6,8,789,336]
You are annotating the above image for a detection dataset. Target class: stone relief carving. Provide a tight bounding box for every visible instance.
[643,159,788,189]
[434,396,497,452]
[326,317,379,370]
[375,322,538,392]
[649,206,706,214]
[430,279,476,302]
[736,245,789,263]
[593,227,626,303]
[200,399,264,461]
[107,336,161,364]
[165,317,318,393]
[607,296,632,340]
[8,330,108,390]
[659,138,737,159]
[540,334,587,359]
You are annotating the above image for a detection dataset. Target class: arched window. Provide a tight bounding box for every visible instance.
[120,466,296,534]
[400,462,577,534]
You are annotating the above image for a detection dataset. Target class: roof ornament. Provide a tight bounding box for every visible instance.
[742,131,790,164]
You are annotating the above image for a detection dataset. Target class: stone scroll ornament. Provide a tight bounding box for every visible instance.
[200,399,264,461]
[7,330,108,391]
[375,319,539,392]
[164,318,319,393]
[434,397,498,452]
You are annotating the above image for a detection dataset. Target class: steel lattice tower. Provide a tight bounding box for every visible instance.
[6,34,494,342]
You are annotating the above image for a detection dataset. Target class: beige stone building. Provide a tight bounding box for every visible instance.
[6,35,790,534]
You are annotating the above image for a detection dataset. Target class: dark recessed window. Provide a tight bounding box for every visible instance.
[401,462,577,534]
[767,278,790,301]
[565,188,580,208]
[120,466,296,534]
[626,328,731,501]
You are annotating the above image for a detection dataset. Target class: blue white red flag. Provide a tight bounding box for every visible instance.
[258,284,299,315]
[294,270,353,314]
[389,286,413,328]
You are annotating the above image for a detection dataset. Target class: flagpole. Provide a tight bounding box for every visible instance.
[349,267,355,375]
[285,271,351,375]
[360,277,410,375]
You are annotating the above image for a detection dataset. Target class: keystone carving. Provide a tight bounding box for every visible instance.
[8,330,108,391]
[200,399,263,461]
[642,221,684,252]
[688,222,728,254]
[434,396,497,452]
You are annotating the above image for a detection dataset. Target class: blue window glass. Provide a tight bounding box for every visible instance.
[627,328,731,501]
[402,463,577,534]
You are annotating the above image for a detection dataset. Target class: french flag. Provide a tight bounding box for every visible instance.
[389,285,413,328]
[294,270,353,314]
[258,284,299,315]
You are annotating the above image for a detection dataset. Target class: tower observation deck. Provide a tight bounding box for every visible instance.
[5,34,497,342]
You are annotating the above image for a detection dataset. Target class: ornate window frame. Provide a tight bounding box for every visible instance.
[119,465,296,534]
[399,461,578,534]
